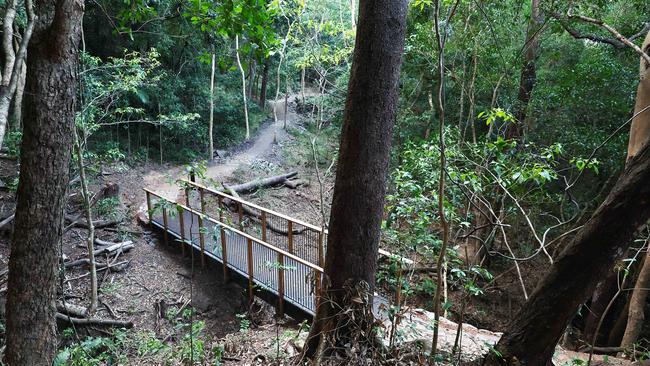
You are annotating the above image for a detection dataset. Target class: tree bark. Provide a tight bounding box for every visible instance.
[302,0,408,360]
[209,53,215,160]
[619,31,650,351]
[620,249,650,351]
[259,58,269,108]
[0,0,34,148]
[506,0,542,140]
[626,31,650,160]
[12,59,26,130]
[484,141,650,365]
[235,36,250,140]
[4,0,83,364]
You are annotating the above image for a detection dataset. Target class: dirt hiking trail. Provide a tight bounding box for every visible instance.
[142,94,305,201]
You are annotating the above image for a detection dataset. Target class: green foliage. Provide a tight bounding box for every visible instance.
[94,197,121,220]
[4,131,21,157]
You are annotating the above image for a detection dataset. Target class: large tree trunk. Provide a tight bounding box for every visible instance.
[302,0,408,360]
[506,0,542,140]
[484,140,650,365]
[618,31,650,351]
[4,0,83,364]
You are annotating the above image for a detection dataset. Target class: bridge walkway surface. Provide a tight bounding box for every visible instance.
[144,180,396,320]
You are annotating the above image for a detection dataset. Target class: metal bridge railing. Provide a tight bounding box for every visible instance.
[145,188,323,316]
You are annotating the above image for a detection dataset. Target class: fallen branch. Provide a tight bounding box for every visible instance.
[55,313,133,328]
[65,260,130,282]
[0,213,14,230]
[64,215,122,232]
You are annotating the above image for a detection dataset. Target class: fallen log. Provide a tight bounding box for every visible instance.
[57,302,87,318]
[64,215,122,232]
[94,241,134,256]
[55,313,133,328]
[227,171,298,194]
[283,178,309,189]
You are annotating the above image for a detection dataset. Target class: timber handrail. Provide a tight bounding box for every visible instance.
[179,179,409,263]
[144,188,324,273]
[181,179,324,232]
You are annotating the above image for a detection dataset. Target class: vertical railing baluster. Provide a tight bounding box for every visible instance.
[247,238,254,305]
[178,205,186,257]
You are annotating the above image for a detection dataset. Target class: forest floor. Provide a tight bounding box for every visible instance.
[0,96,634,365]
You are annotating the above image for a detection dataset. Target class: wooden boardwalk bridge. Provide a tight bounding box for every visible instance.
[144,180,396,320]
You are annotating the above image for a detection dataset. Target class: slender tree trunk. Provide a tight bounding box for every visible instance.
[620,248,650,351]
[4,0,83,364]
[12,59,26,131]
[259,58,269,108]
[0,0,34,148]
[209,53,215,160]
[506,0,542,140]
[247,58,256,100]
[284,79,288,129]
[74,129,97,314]
[301,67,306,104]
[349,0,356,29]
[484,141,650,365]
[273,11,294,124]
[2,0,18,86]
[235,36,250,140]
[302,0,408,360]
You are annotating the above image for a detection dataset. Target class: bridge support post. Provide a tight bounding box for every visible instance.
[198,188,207,267]
[247,238,254,305]
[238,202,244,230]
[287,220,294,253]
[146,191,153,223]
[261,211,267,242]
[162,206,169,245]
[277,252,285,317]
[218,196,229,281]
[178,206,186,257]
[198,214,206,267]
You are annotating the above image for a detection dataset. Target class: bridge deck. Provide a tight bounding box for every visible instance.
[145,181,390,320]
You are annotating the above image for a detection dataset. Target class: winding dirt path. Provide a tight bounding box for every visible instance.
[142,95,303,201]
